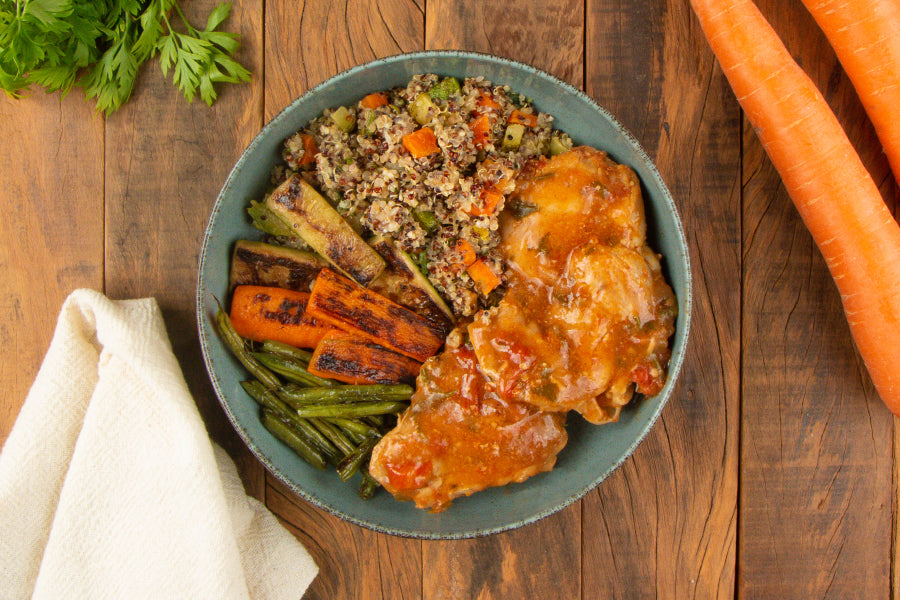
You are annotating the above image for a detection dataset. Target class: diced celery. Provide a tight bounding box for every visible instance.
[549,133,573,156]
[330,106,356,132]
[501,123,526,151]
[409,93,436,125]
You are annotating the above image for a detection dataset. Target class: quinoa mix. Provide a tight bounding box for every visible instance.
[272,74,572,317]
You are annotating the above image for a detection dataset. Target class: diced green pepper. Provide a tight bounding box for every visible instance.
[413,209,439,233]
[501,123,526,151]
[330,106,356,132]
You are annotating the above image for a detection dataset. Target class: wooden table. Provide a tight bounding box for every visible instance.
[2,1,898,597]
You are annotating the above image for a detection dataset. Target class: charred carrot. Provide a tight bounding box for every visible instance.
[308,331,422,385]
[359,92,388,109]
[466,259,501,296]
[402,127,440,158]
[690,0,900,413]
[306,268,446,362]
[230,285,335,349]
[799,0,900,183]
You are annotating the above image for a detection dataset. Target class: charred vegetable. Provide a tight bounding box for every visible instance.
[367,235,455,330]
[230,240,327,291]
[308,331,422,385]
[305,268,446,362]
[265,173,386,286]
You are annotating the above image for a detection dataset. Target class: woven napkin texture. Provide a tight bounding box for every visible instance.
[0,289,317,600]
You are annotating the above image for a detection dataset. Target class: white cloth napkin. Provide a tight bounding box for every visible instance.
[0,289,318,600]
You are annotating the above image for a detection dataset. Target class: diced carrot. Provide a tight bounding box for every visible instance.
[452,239,478,267]
[305,268,446,362]
[476,91,501,111]
[308,331,421,385]
[470,114,492,148]
[229,285,335,348]
[509,109,539,127]
[465,187,503,216]
[466,259,500,295]
[297,133,318,166]
[360,92,389,109]
[402,127,440,158]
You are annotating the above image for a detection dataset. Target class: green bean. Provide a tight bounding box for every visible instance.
[241,381,341,461]
[337,434,381,481]
[253,352,337,388]
[215,309,281,389]
[261,410,328,470]
[294,401,408,419]
[358,469,380,500]
[259,340,314,364]
[276,383,413,406]
[309,418,356,456]
[326,417,382,440]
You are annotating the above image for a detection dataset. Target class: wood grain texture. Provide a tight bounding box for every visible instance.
[267,475,421,600]
[0,93,104,445]
[426,0,584,87]
[739,1,896,597]
[264,0,424,120]
[101,0,266,494]
[583,1,740,597]
[262,2,425,598]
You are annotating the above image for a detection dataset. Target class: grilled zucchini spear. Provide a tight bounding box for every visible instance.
[230,240,327,291]
[265,173,386,286]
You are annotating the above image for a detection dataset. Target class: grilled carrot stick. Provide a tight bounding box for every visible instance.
[230,285,334,349]
[690,0,900,413]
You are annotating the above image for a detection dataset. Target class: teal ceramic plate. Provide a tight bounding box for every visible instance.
[197,51,692,539]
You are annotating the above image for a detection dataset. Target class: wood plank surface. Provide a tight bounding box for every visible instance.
[582,1,740,597]
[0,94,104,443]
[1,1,899,599]
[739,1,897,598]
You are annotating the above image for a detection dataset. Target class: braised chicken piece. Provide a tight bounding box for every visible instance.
[471,146,677,423]
[370,147,677,510]
[368,329,568,512]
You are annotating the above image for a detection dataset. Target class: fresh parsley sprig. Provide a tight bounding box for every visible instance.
[0,0,250,114]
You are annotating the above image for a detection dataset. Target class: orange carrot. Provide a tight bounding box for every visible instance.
[306,268,446,362]
[509,109,539,128]
[465,187,503,216]
[470,114,492,148]
[297,133,318,166]
[466,259,500,295]
[690,0,900,413]
[308,331,421,385]
[452,239,478,267]
[476,91,501,111]
[360,92,388,109]
[230,285,335,348]
[799,0,900,183]
[402,127,440,158]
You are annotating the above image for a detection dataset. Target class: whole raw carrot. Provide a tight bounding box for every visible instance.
[799,0,900,183]
[689,0,900,413]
